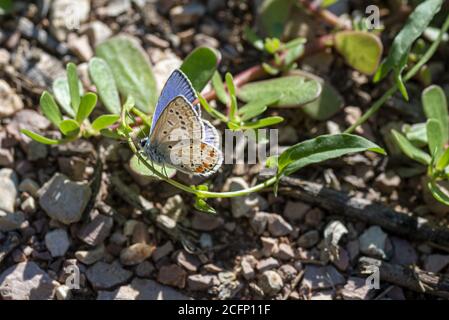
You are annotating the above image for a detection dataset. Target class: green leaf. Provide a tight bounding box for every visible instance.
[374,0,443,82]
[76,93,98,123]
[428,180,449,206]
[92,114,120,132]
[264,38,281,54]
[0,0,13,15]
[403,123,428,147]
[237,75,321,108]
[129,154,176,179]
[194,198,216,215]
[283,38,306,66]
[67,62,81,113]
[211,71,228,105]
[39,91,62,127]
[96,35,157,113]
[197,92,228,123]
[59,119,80,137]
[277,134,386,177]
[180,47,220,92]
[226,73,238,120]
[242,116,284,130]
[88,57,121,114]
[256,0,293,38]
[239,102,268,121]
[391,129,431,165]
[20,129,60,145]
[302,81,344,120]
[99,128,122,139]
[334,31,383,75]
[52,77,84,117]
[422,85,448,144]
[243,26,264,50]
[426,119,444,159]
[436,147,449,171]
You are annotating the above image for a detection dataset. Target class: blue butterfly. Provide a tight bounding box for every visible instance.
[141,69,223,177]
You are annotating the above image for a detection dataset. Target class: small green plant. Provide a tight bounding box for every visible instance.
[391,85,449,205]
[21,34,385,214]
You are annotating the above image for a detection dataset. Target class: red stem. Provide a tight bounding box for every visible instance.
[298,0,352,30]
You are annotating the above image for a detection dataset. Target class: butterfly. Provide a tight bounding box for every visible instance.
[141,69,223,177]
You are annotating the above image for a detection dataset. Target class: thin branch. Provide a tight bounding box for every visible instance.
[298,0,352,30]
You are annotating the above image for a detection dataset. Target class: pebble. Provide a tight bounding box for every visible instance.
[20,197,36,214]
[423,254,449,273]
[301,265,345,290]
[50,0,90,41]
[275,243,295,260]
[86,261,132,290]
[100,0,131,17]
[18,178,40,197]
[0,261,56,299]
[267,214,293,237]
[283,201,310,221]
[175,250,201,272]
[374,171,401,193]
[38,173,91,225]
[75,245,105,265]
[191,212,223,231]
[390,237,418,266]
[297,230,320,248]
[157,264,187,289]
[278,264,297,281]
[260,237,278,257]
[120,243,155,266]
[67,34,93,61]
[152,241,174,262]
[227,178,267,218]
[250,211,270,235]
[55,285,71,300]
[135,261,155,277]
[199,233,213,249]
[359,226,391,259]
[341,277,374,300]
[169,3,206,27]
[77,214,113,246]
[258,270,283,296]
[187,274,219,291]
[0,80,24,118]
[304,208,324,227]
[0,169,24,231]
[0,147,13,167]
[256,257,280,272]
[85,21,112,46]
[241,259,255,280]
[97,278,190,300]
[45,229,70,257]
[332,247,350,271]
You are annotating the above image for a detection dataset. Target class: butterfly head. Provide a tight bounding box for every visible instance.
[139,137,149,149]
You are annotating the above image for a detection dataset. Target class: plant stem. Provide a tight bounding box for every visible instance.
[298,0,351,30]
[344,13,449,134]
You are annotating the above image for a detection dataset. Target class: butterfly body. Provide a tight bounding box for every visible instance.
[142,70,222,177]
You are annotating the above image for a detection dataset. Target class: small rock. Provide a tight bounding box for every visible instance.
[297,230,320,248]
[191,212,223,231]
[310,290,335,300]
[0,80,24,118]
[241,259,255,280]
[341,277,374,300]
[77,214,113,246]
[0,148,14,167]
[374,171,401,194]
[0,261,56,299]
[304,208,324,227]
[267,214,293,237]
[97,278,190,300]
[0,169,24,231]
[275,243,295,260]
[157,264,187,289]
[187,274,218,291]
[346,239,360,262]
[120,243,155,266]
[391,237,418,266]
[135,261,155,277]
[332,247,350,271]
[175,250,201,272]
[58,156,87,181]
[45,229,70,257]
[256,257,280,272]
[423,254,449,273]
[199,233,213,249]
[75,245,105,265]
[19,179,40,197]
[20,197,36,214]
[55,285,71,300]
[302,265,345,290]
[169,3,206,27]
[359,226,391,259]
[67,34,93,61]
[86,261,132,290]
[228,178,253,218]
[100,0,131,17]
[50,0,90,41]
[85,21,112,46]
[278,264,297,281]
[258,270,283,296]
[250,211,270,235]
[38,173,91,225]
[260,237,278,257]
[152,241,174,262]
[283,201,310,221]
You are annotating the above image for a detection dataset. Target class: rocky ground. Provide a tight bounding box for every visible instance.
[1,0,449,300]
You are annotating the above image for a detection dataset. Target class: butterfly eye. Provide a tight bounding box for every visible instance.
[139,138,148,148]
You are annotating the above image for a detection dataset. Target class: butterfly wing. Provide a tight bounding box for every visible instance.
[146,96,222,176]
[150,69,199,136]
